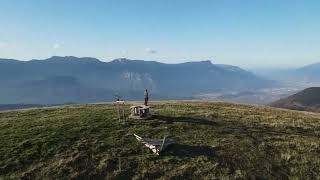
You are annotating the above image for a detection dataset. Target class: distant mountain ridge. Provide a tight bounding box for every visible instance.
[271,87,320,112]
[296,63,320,83]
[0,56,273,104]
[252,62,320,85]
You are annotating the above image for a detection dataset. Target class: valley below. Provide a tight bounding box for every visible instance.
[194,86,302,105]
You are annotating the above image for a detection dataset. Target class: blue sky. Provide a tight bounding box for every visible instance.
[0,0,319,68]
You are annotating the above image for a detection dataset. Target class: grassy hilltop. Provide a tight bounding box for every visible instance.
[0,101,320,179]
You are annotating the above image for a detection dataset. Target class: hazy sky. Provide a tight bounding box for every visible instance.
[0,0,319,68]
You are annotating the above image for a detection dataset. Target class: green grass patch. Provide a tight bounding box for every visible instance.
[0,101,320,179]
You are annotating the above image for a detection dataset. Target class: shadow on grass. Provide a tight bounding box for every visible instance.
[152,115,217,126]
[219,121,320,138]
[153,114,320,138]
[153,114,320,139]
[163,144,216,158]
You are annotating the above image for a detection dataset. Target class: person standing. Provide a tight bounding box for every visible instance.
[144,89,149,106]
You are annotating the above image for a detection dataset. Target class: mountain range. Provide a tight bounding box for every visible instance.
[0,56,273,104]
[253,63,320,85]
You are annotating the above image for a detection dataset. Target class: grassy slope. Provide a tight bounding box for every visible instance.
[271,87,320,112]
[0,101,320,179]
